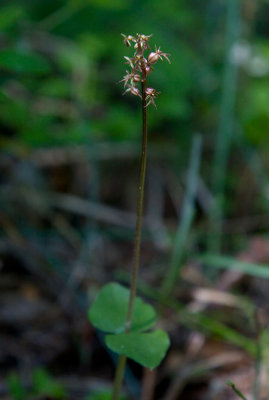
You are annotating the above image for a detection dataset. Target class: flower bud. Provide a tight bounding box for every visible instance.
[145,65,151,75]
[147,52,159,65]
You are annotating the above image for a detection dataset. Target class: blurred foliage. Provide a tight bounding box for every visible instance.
[87,390,127,400]
[0,0,268,153]
[7,374,27,400]
[0,2,269,264]
[0,2,240,146]
[7,368,66,400]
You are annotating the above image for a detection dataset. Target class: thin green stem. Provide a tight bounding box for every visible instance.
[126,79,147,328]
[111,78,148,400]
[253,311,262,400]
[111,355,127,400]
[161,134,202,297]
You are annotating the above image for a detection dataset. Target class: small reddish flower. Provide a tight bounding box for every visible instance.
[134,34,152,52]
[147,46,171,65]
[123,85,142,98]
[145,87,160,108]
[120,70,141,87]
[121,34,135,47]
[124,56,135,68]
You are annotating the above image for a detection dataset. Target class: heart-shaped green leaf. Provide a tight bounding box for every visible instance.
[88,282,156,333]
[105,330,170,370]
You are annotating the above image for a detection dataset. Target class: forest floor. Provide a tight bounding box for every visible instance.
[1,145,269,400]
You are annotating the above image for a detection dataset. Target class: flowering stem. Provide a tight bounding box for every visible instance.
[111,78,148,400]
[126,78,147,328]
[111,33,170,400]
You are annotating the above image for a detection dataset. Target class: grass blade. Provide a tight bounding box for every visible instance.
[161,134,202,296]
[199,254,269,279]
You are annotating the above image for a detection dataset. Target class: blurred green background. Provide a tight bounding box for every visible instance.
[1,0,268,148]
[1,0,269,250]
[1,0,269,149]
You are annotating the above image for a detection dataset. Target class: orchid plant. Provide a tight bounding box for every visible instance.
[88,34,171,400]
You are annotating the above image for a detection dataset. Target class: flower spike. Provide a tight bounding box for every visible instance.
[121,33,170,107]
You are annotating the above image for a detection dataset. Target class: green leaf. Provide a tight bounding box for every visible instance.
[105,330,170,370]
[88,282,156,333]
[0,50,51,75]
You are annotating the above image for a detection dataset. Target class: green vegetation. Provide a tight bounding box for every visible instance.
[227,381,248,400]
[8,369,66,400]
